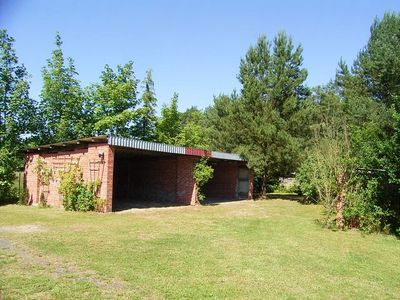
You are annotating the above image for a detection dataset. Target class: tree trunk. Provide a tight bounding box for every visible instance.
[261,173,267,199]
[335,172,347,229]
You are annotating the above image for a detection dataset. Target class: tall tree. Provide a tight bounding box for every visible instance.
[135,69,157,140]
[155,93,181,144]
[39,33,85,143]
[353,12,400,106]
[176,106,211,148]
[338,13,400,209]
[91,62,139,137]
[0,29,37,147]
[205,92,240,152]
[236,33,308,196]
[296,13,400,232]
[0,30,37,201]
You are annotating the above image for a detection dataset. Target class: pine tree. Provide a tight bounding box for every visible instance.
[353,12,400,106]
[205,92,240,152]
[236,33,308,196]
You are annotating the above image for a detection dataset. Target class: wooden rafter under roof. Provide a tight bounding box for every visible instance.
[24,136,108,153]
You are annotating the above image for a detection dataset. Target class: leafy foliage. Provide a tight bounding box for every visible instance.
[0,30,37,203]
[135,69,157,140]
[343,179,393,233]
[33,157,53,187]
[176,106,211,149]
[353,12,400,105]
[0,147,18,203]
[89,61,139,137]
[205,93,240,152]
[155,93,181,144]
[193,157,214,202]
[295,13,400,233]
[0,29,38,147]
[39,33,87,143]
[59,164,101,212]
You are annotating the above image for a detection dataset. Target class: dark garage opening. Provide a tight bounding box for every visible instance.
[203,160,250,204]
[112,149,178,211]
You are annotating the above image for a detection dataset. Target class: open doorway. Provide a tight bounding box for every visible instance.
[112,149,178,211]
[203,160,250,204]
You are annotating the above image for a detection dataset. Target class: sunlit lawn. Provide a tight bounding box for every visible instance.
[0,199,399,299]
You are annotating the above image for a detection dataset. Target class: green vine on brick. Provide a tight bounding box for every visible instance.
[33,157,53,207]
[193,157,214,203]
[59,164,104,212]
[34,157,53,186]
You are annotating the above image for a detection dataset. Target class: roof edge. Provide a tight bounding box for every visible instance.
[24,135,244,162]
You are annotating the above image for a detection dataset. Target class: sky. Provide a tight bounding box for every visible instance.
[1,0,400,112]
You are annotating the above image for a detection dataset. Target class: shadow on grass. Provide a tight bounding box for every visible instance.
[263,193,304,202]
[112,200,182,212]
[0,198,19,207]
[202,198,250,206]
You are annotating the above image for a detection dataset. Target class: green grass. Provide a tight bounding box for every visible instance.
[0,200,399,299]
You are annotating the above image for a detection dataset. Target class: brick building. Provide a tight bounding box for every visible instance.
[24,136,253,212]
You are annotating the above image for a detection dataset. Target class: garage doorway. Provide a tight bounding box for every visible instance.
[112,150,178,211]
[238,168,250,198]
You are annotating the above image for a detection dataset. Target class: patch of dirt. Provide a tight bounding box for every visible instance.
[0,239,128,296]
[0,239,11,250]
[0,225,46,233]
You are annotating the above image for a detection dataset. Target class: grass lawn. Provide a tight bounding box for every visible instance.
[0,200,399,299]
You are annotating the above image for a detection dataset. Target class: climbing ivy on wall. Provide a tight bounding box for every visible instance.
[59,164,103,212]
[193,157,214,203]
[33,157,53,207]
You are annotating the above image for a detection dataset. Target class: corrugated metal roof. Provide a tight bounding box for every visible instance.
[211,151,242,161]
[108,136,185,155]
[25,135,244,162]
[108,136,243,161]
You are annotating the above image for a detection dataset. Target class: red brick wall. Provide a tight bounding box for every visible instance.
[176,156,197,205]
[24,143,113,211]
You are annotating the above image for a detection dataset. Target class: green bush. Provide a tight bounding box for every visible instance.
[296,156,319,203]
[193,157,214,202]
[59,164,101,212]
[0,147,18,204]
[344,179,393,233]
[273,182,299,194]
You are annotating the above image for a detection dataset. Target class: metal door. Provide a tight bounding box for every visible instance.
[238,168,249,198]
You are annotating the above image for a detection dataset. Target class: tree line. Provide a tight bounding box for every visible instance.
[1,12,400,234]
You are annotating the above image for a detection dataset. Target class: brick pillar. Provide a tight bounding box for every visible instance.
[248,170,254,200]
[104,146,114,212]
[176,156,197,205]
